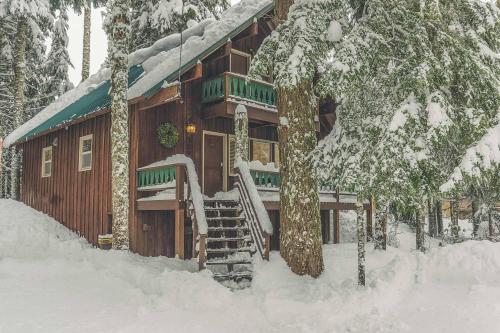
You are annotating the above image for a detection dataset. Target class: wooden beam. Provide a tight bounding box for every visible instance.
[136,200,176,211]
[175,165,185,259]
[334,189,340,244]
[138,84,180,111]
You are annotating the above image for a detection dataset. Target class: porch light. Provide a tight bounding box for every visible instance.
[186,123,196,134]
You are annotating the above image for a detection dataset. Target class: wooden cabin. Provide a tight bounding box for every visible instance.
[6,0,372,281]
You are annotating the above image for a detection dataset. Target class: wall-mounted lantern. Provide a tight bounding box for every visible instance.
[186,123,196,134]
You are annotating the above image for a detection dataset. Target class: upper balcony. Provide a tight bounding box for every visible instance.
[201,72,278,124]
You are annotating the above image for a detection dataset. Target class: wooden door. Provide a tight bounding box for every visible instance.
[203,133,224,196]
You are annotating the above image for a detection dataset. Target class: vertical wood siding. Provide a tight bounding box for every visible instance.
[20,114,112,245]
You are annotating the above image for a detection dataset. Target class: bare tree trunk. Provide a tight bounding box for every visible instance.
[488,208,494,238]
[436,199,443,236]
[374,200,387,250]
[416,208,425,252]
[451,199,460,241]
[109,0,131,250]
[275,0,323,277]
[356,197,366,286]
[471,199,480,238]
[428,199,436,237]
[82,0,91,81]
[10,19,28,200]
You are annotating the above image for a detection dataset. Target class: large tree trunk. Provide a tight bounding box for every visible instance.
[451,199,460,242]
[108,0,131,250]
[356,197,366,286]
[374,200,387,250]
[10,19,28,200]
[275,0,323,277]
[81,0,91,81]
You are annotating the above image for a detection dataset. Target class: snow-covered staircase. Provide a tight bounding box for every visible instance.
[203,199,255,285]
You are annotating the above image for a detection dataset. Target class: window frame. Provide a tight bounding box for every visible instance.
[41,146,53,178]
[250,138,279,167]
[78,134,93,172]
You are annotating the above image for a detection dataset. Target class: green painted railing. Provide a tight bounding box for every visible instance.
[137,166,176,188]
[250,170,280,188]
[201,73,276,107]
[249,169,336,192]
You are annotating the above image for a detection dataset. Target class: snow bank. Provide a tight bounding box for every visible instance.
[2,200,500,332]
[128,0,272,99]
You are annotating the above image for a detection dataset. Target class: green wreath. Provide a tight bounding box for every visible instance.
[157,122,179,149]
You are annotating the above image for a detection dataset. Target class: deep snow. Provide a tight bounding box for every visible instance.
[1,199,500,333]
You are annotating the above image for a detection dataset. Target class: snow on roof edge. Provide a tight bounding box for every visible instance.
[3,20,211,148]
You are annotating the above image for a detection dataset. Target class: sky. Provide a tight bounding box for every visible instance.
[67,1,241,86]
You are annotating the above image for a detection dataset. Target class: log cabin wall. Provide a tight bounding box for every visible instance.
[20,113,112,246]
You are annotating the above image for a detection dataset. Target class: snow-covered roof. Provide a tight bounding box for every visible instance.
[4,0,273,148]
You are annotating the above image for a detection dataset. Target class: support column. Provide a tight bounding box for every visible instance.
[175,165,185,259]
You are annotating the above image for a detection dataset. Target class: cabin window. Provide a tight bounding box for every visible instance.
[250,139,280,167]
[79,134,93,171]
[41,147,52,178]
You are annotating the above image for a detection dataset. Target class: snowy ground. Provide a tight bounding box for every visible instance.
[1,199,500,333]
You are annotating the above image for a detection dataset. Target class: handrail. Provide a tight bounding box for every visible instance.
[201,72,276,107]
[234,159,273,260]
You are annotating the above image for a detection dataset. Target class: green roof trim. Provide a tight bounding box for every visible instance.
[142,2,274,99]
[18,65,144,143]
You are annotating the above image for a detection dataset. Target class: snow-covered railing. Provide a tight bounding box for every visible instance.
[234,158,273,260]
[138,155,207,268]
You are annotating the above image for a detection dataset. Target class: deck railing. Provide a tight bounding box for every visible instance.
[137,166,176,188]
[201,72,276,107]
[249,168,336,192]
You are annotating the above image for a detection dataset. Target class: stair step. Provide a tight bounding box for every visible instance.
[212,271,253,281]
[204,207,240,211]
[206,258,252,265]
[206,247,254,254]
[208,226,248,232]
[206,216,244,221]
[206,237,247,242]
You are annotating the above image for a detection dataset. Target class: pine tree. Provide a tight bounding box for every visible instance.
[106,0,130,250]
[44,8,74,104]
[129,0,229,52]
[249,0,347,277]
[311,0,499,249]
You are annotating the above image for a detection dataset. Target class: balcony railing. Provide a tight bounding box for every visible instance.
[201,72,276,108]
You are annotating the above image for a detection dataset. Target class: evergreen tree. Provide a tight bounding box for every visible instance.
[0,0,53,199]
[249,0,347,277]
[311,0,499,249]
[44,8,74,104]
[106,0,130,250]
[129,0,229,52]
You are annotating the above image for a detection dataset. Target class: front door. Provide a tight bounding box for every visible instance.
[203,133,225,196]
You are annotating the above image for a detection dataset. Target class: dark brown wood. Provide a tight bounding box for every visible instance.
[203,133,224,196]
[175,165,185,258]
[137,84,180,111]
[20,113,112,246]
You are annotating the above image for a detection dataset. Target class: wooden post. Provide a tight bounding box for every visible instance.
[334,189,340,244]
[175,165,185,259]
[264,233,271,260]
[198,234,207,271]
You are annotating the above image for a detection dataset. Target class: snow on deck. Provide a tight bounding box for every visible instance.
[2,199,500,332]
